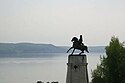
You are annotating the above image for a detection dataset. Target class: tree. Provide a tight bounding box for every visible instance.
[91,56,107,83]
[91,36,125,83]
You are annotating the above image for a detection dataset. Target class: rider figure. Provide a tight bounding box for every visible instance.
[78,35,84,46]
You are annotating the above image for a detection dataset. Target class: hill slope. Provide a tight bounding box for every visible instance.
[0,43,67,54]
[0,43,105,54]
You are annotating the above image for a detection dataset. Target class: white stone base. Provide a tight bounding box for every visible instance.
[66,54,89,83]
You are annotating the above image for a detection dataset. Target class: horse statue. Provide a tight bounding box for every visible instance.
[67,35,89,55]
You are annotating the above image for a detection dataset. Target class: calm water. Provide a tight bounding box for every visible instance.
[0,53,105,83]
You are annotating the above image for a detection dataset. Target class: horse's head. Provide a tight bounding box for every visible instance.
[71,37,78,42]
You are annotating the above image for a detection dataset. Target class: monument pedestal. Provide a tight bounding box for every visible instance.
[66,55,89,83]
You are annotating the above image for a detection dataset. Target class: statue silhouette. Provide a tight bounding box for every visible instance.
[67,35,89,55]
[78,35,84,46]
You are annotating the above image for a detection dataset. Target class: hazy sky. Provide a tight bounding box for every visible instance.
[0,0,125,46]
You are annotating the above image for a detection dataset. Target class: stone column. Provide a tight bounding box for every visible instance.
[66,54,89,83]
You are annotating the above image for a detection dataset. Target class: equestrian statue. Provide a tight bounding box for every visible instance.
[67,35,89,55]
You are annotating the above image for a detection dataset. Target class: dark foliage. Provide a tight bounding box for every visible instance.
[91,36,125,83]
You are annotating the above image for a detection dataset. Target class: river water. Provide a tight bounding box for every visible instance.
[0,53,105,83]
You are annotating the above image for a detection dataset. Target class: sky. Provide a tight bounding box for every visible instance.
[0,0,125,46]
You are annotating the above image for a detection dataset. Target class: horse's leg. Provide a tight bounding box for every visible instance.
[71,48,75,55]
[79,52,82,55]
[85,46,89,53]
[67,47,73,53]
[79,51,84,55]
[86,49,89,53]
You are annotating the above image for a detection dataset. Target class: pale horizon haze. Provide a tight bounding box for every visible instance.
[0,0,125,46]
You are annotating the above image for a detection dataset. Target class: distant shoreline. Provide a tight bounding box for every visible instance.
[0,43,105,55]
